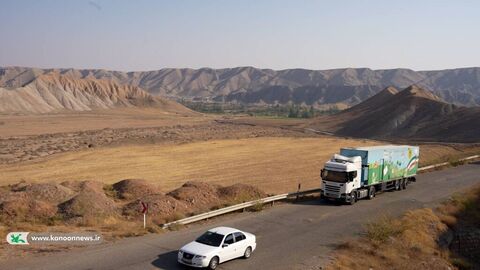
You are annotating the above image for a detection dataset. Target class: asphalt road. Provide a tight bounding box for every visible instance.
[2,162,479,270]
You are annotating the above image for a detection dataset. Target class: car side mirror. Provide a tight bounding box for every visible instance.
[222,244,229,248]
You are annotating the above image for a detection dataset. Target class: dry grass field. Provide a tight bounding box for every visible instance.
[2,134,477,194]
[418,143,480,166]
[0,108,208,137]
[0,137,379,194]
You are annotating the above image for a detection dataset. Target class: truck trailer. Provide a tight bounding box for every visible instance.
[320,145,419,204]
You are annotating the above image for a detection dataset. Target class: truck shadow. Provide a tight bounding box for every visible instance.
[151,251,191,269]
[291,197,344,206]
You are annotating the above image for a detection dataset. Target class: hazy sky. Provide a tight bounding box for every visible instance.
[0,0,479,71]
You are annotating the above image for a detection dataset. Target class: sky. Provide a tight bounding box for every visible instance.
[0,0,479,72]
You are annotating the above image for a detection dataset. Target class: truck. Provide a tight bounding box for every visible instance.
[320,145,419,204]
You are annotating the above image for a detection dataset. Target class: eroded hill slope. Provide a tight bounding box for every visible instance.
[310,85,480,142]
[0,73,190,114]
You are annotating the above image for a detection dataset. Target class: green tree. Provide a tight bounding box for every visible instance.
[309,105,315,118]
[288,104,299,118]
[301,109,310,118]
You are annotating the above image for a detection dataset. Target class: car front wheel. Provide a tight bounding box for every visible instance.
[244,247,252,259]
[208,256,219,270]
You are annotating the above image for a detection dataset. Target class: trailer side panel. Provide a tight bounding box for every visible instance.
[341,145,419,186]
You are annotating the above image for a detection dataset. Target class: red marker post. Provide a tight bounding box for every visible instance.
[140,201,148,229]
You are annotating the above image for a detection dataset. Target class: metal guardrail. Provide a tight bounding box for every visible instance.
[162,154,480,228]
[162,189,321,228]
[418,155,479,171]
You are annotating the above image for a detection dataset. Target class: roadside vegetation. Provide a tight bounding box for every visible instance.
[326,184,480,270]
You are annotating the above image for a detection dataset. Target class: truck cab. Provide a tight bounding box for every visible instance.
[320,145,419,205]
[321,154,362,203]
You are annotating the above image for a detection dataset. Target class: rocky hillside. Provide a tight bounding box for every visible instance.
[1,66,479,106]
[0,73,190,114]
[0,179,265,238]
[311,85,480,142]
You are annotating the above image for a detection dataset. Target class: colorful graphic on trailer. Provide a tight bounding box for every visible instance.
[340,146,419,186]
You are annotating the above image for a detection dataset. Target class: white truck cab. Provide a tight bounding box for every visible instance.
[321,145,419,205]
[321,154,362,203]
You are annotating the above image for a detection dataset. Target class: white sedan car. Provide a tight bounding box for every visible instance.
[178,226,256,269]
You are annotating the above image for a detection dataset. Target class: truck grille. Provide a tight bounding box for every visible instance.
[325,184,340,193]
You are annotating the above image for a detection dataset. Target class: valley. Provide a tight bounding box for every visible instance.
[2,2,480,269]
[1,59,480,270]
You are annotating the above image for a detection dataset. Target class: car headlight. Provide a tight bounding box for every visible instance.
[194,255,206,259]
[178,250,183,255]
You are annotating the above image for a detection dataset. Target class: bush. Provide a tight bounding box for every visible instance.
[449,159,465,167]
[451,257,473,270]
[364,215,405,243]
[103,184,119,200]
[248,202,264,212]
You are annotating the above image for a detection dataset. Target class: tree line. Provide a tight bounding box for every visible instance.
[178,100,340,118]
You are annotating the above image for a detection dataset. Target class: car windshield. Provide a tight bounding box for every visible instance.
[324,170,348,183]
[195,231,225,247]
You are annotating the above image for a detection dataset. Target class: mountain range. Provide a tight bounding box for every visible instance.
[1,66,480,107]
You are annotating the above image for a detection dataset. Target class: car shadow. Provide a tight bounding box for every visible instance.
[151,250,191,270]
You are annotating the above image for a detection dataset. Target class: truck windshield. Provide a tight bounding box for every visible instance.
[323,170,348,183]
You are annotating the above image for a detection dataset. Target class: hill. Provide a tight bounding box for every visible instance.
[310,85,480,142]
[0,73,190,114]
[1,66,480,107]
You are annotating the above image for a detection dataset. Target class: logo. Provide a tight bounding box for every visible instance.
[6,232,29,245]
[407,156,418,171]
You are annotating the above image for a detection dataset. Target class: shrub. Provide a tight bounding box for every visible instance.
[364,215,405,243]
[451,257,473,270]
[248,202,264,212]
[449,159,465,167]
[103,184,119,200]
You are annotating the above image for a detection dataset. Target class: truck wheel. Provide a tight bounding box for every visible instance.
[368,186,376,199]
[394,180,400,191]
[348,191,357,205]
[402,179,407,190]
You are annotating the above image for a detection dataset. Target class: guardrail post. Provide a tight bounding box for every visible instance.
[296,183,301,201]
